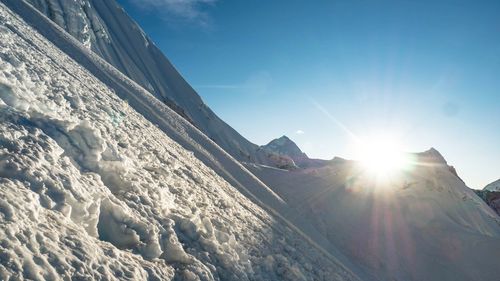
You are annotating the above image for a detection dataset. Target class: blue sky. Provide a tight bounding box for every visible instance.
[117,0,500,188]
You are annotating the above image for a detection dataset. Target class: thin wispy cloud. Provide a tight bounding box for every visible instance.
[129,0,217,27]
[295,130,305,135]
[195,84,241,89]
[194,71,273,95]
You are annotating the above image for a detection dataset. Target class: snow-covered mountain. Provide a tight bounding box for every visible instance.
[247,148,500,281]
[2,0,500,280]
[484,178,500,191]
[0,2,360,280]
[23,0,294,170]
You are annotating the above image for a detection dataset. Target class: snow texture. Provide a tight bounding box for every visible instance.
[0,2,359,280]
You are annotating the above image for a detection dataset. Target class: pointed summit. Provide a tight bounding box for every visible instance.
[263,135,306,159]
[415,147,448,165]
[414,147,465,181]
[260,136,329,168]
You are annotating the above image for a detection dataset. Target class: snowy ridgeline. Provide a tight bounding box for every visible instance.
[0,3,359,281]
[22,0,302,170]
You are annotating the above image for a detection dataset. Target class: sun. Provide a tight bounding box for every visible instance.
[354,135,411,179]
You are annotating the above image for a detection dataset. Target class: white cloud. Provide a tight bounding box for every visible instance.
[295,130,305,135]
[129,0,217,26]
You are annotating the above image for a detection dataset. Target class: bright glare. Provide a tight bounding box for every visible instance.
[355,135,410,179]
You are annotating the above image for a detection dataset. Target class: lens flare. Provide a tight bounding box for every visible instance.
[355,135,411,180]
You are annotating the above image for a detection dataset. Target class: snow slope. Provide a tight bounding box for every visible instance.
[0,2,360,280]
[1,2,368,278]
[247,149,500,281]
[23,0,294,169]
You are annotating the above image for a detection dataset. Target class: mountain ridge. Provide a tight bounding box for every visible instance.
[24,0,301,171]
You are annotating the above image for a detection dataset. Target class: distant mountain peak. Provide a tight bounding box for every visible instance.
[484,179,500,191]
[277,135,291,141]
[263,135,305,158]
[259,135,328,169]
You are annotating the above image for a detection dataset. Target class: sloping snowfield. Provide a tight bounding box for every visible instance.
[247,152,500,281]
[0,3,360,280]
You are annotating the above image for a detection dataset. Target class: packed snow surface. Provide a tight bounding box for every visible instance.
[0,2,361,280]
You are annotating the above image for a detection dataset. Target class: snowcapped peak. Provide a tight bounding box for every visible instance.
[265,135,293,147]
[277,135,291,140]
[484,178,500,191]
[415,147,448,165]
[271,135,293,144]
[260,136,331,168]
[263,135,304,157]
[413,148,465,181]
